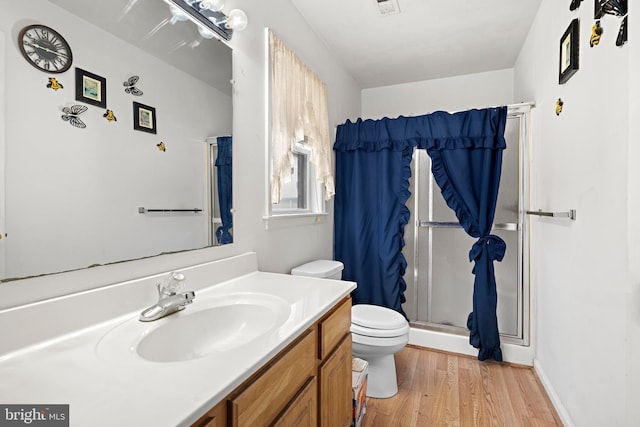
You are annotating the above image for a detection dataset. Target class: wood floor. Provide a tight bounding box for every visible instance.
[363,345,562,427]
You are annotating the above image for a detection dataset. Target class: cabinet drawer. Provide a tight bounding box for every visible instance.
[229,328,317,427]
[273,377,317,427]
[318,297,351,360]
[191,400,226,427]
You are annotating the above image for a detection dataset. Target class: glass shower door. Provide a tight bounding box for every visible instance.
[407,110,528,343]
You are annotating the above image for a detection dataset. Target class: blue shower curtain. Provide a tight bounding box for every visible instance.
[334,142,412,317]
[215,136,233,244]
[334,107,507,361]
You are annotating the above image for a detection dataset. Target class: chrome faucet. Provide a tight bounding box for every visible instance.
[139,272,195,322]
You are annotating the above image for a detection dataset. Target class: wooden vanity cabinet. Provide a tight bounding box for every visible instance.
[191,297,352,427]
[229,329,317,426]
[318,299,352,427]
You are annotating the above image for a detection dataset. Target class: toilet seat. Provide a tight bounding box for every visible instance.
[352,304,408,331]
[351,330,409,348]
[350,322,410,338]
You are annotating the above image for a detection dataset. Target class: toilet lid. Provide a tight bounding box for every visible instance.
[290,260,344,278]
[351,304,408,330]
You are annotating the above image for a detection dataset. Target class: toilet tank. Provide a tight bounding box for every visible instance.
[291,260,344,280]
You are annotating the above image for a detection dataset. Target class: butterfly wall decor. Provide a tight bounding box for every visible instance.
[61,104,87,128]
[123,75,143,96]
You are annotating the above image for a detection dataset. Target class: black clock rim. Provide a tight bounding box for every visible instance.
[18,24,73,74]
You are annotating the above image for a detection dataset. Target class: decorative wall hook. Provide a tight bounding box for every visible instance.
[103,109,117,122]
[590,20,603,47]
[555,98,564,116]
[47,77,64,91]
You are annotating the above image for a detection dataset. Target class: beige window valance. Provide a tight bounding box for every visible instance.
[269,30,334,203]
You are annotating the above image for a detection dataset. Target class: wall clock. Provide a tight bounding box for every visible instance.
[18,24,73,74]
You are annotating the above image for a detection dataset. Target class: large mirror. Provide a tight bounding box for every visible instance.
[0,0,233,282]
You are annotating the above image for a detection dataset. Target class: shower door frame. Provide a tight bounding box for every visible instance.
[408,103,532,346]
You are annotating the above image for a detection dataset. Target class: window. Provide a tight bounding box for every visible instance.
[272,142,310,213]
[267,30,333,218]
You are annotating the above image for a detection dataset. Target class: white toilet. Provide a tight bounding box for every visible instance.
[291,260,410,399]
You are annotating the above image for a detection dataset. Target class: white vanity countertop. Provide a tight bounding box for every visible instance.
[0,272,355,427]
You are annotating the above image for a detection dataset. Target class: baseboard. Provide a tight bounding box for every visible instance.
[533,359,574,427]
[409,327,535,366]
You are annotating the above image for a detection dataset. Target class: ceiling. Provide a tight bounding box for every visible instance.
[291,0,542,89]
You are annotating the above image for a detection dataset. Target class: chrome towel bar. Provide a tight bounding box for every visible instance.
[526,209,576,220]
[138,207,202,213]
[417,221,518,231]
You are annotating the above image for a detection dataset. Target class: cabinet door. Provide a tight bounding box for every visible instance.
[319,335,352,427]
[273,377,317,427]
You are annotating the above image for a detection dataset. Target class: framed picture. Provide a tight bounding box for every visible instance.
[133,102,157,134]
[75,68,107,108]
[559,18,580,84]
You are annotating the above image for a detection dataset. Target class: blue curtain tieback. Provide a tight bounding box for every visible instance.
[469,234,506,264]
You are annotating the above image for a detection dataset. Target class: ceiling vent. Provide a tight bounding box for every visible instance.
[376,0,400,15]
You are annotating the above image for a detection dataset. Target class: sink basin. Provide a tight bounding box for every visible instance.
[96,292,291,363]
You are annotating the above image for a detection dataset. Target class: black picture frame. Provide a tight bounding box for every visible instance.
[133,102,157,134]
[559,19,580,84]
[75,68,107,108]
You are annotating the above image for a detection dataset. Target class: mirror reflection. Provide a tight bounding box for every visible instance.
[0,0,233,281]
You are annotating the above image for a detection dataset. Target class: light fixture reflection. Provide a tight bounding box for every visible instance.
[225,9,248,31]
[197,25,217,39]
[169,5,189,23]
[164,0,248,41]
[200,0,225,12]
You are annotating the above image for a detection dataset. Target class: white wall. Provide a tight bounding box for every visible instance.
[514,1,634,425]
[627,7,640,424]
[0,1,232,279]
[361,68,514,119]
[0,0,361,307]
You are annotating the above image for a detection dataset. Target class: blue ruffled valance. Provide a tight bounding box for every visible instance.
[335,108,506,152]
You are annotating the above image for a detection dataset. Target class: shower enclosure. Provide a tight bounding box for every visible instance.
[403,103,532,346]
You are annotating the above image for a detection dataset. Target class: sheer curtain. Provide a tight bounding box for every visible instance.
[269,30,334,203]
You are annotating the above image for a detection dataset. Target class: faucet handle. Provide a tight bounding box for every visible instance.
[158,271,185,296]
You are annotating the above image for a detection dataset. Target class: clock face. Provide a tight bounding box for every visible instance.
[18,25,73,74]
